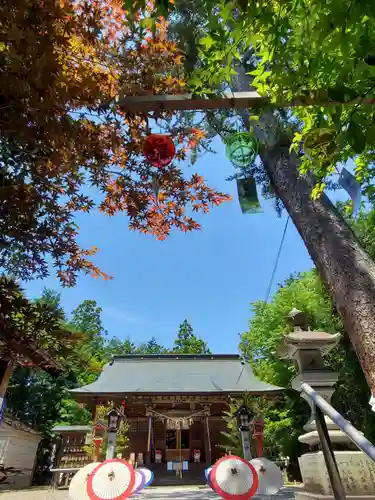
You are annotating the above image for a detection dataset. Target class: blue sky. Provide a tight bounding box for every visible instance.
[24,136,347,353]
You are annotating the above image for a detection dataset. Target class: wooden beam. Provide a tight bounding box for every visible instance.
[114,91,267,112]
[7,339,62,375]
[108,91,375,113]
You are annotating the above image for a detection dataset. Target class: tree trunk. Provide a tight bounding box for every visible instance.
[262,142,375,394]
[233,66,375,397]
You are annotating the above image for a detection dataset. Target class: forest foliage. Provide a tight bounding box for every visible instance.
[5,298,210,475]
[3,0,375,483]
[238,207,375,465]
[0,0,230,287]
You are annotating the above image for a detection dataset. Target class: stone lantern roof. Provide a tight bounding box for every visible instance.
[277,308,341,363]
[278,330,341,359]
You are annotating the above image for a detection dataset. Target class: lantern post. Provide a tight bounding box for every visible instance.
[235,404,252,461]
[251,418,265,457]
[93,436,104,461]
[106,408,121,460]
[91,421,106,461]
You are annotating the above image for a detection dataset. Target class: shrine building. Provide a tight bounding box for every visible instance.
[71,354,281,482]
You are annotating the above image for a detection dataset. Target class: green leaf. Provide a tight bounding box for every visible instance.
[199,36,214,49]
[366,123,375,143]
[328,86,358,103]
[140,18,157,34]
[220,2,234,22]
[348,122,366,154]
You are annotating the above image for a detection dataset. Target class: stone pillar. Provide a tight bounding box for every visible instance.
[278,308,375,500]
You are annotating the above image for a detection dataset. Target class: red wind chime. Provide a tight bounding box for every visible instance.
[143,134,176,168]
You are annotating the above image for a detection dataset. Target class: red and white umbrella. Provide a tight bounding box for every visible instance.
[130,469,146,496]
[250,458,283,495]
[87,459,135,500]
[69,462,100,500]
[211,455,259,500]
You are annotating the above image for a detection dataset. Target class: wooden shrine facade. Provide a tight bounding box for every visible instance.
[71,354,282,473]
[124,394,231,466]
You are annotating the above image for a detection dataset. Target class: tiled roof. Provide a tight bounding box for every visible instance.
[71,354,282,399]
[52,425,91,433]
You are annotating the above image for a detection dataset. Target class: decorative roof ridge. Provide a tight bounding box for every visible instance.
[110,354,241,362]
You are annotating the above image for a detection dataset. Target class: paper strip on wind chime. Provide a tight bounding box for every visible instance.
[236,177,262,214]
[338,167,361,217]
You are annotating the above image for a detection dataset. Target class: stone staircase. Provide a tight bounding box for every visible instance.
[147,463,207,486]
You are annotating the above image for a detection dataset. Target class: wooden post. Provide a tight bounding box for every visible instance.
[203,406,212,465]
[206,415,212,464]
[146,413,152,464]
[176,427,182,478]
[91,401,100,462]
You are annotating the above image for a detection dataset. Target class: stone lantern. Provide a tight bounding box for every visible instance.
[278,308,344,446]
[277,308,375,500]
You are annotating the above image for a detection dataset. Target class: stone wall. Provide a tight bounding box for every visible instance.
[299,451,375,496]
[0,421,41,490]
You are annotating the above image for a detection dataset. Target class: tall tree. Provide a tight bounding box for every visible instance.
[35,288,66,320]
[105,338,137,357]
[69,300,108,368]
[233,64,375,402]
[146,0,375,399]
[136,337,168,354]
[0,0,229,286]
[239,267,375,464]
[4,285,84,478]
[172,319,210,354]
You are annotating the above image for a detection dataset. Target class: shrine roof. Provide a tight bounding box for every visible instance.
[71,354,282,401]
[52,425,91,433]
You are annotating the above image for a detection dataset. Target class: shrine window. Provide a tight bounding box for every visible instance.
[138,420,149,432]
[129,421,138,433]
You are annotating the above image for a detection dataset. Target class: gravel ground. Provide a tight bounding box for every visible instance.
[0,486,298,500]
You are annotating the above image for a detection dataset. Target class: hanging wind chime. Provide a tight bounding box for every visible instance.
[143,134,176,201]
[143,134,176,168]
[225,132,258,167]
[224,132,262,214]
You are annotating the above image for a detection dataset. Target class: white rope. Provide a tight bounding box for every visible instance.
[146,408,208,423]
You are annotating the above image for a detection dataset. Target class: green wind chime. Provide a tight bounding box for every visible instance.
[224,132,262,214]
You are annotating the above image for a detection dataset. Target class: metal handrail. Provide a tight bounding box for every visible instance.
[300,382,375,462]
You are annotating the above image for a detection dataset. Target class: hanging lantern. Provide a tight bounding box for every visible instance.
[225,132,258,167]
[143,134,176,168]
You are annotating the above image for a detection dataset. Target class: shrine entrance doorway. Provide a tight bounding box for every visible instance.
[165,425,191,463]
[166,428,190,451]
